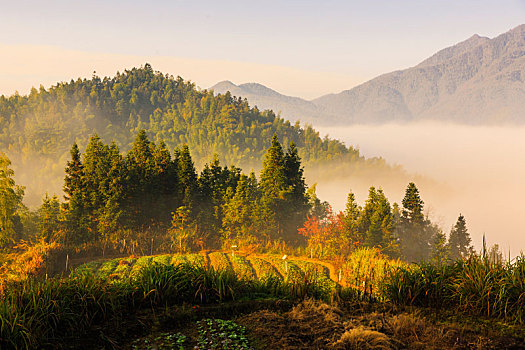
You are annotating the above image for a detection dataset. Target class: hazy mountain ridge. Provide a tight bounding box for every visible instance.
[211,24,525,125]
[210,81,323,125]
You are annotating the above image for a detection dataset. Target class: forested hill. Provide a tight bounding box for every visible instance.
[0,64,401,205]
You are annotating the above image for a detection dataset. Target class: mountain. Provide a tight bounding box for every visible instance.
[212,24,525,125]
[210,81,322,125]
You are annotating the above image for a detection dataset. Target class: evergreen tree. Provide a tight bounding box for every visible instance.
[401,182,424,224]
[398,182,433,261]
[259,135,291,241]
[82,134,113,239]
[342,190,361,245]
[124,130,156,229]
[222,174,259,245]
[63,143,88,244]
[448,214,473,260]
[177,145,199,216]
[152,139,177,224]
[358,187,396,253]
[0,152,24,249]
[98,143,125,242]
[38,193,61,242]
[283,142,309,242]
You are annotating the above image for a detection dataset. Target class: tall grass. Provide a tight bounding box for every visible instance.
[0,261,347,349]
[382,253,525,322]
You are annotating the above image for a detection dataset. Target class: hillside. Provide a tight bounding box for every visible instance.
[0,64,403,205]
[212,24,525,125]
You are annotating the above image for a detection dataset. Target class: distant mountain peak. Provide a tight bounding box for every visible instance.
[211,80,238,89]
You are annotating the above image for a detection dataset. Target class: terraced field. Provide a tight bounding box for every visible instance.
[72,252,342,288]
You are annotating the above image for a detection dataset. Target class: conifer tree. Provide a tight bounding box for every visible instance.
[222,174,259,244]
[448,214,473,260]
[177,145,199,216]
[82,134,113,238]
[63,143,88,244]
[358,187,396,252]
[259,135,291,241]
[398,182,433,261]
[152,139,177,224]
[342,190,361,245]
[0,152,24,249]
[283,142,309,242]
[38,193,61,242]
[401,182,424,224]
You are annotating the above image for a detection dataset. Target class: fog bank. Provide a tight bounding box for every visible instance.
[315,122,525,255]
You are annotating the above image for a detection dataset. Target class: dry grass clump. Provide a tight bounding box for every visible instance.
[332,327,392,350]
[389,312,426,339]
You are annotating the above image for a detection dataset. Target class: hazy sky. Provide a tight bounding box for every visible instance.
[1,0,525,98]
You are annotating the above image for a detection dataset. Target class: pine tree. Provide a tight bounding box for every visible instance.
[283,142,309,242]
[0,152,24,249]
[401,182,424,224]
[38,193,61,242]
[398,182,433,261]
[63,143,88,244]
[359,188,396,252]
[83,134,113,239]
[177,145,199,216]
[124,130,156,229]
[152,139,177,225]
[342,190,361,245]
[222,175,259,245]
[259,135,291,241]
[448,214,472,260]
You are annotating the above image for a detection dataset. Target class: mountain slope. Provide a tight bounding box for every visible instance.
[211,24,525,125]
[316,24,525,124]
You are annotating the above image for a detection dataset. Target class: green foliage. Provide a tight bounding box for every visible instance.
[0,152,24,249]
[197,318,251,350]
[37,193,61,242]
[2,65,369,206]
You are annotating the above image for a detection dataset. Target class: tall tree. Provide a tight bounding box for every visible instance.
[221,174,259,245]
[0,152,24,249]
[342,190,361,245]
[177,145,199,216]
[398,182,433,261]
[63,143,88,244]
[283,142,309,242]
[259,135,291,241]
[448,214,473,260]
[38,193,61,242]
[357,187,396,253]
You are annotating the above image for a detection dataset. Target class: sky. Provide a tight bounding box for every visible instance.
[1,0,525,99]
